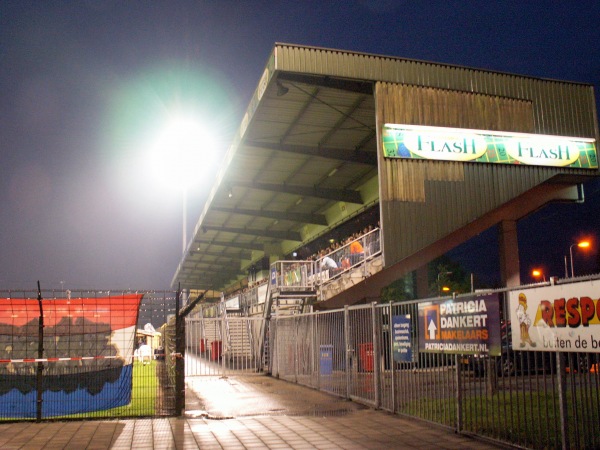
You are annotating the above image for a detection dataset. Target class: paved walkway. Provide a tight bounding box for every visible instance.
[0,376,507,449]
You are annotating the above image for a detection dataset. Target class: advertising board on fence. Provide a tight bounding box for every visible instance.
[392,314,412,362]
[418,293,501,355]
[509,280,600,352]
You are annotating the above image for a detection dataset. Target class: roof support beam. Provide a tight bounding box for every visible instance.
[184,265,242,276]
[181,276,234,290]
[182,271,242,282]
[188,249,253,260]
[181,268,242,281]
[211,206,328,226]
[318,95,371,149]
[244,141,376,165]
[277,72,373,95]
[194,239,265,251]
[280,85,319,143]
[203,225,302,241]
[235,181,363,205]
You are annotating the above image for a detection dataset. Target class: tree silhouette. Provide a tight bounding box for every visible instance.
[428,255,471,296]
[380,272,416,303]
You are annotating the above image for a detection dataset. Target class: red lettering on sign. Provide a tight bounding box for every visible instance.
[580,297,595,326]
[555,298,566,327]
[538,296,598,328]
[567,298,581,327]
[540,300,554,327]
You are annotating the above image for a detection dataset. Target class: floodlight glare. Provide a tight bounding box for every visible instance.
[149,113,219,255]
[532,269,546,282]
[150,114,218,190]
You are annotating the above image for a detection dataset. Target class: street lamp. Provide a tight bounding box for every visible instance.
[566,240,591,278]
[531,269,546,282]
[437,271,452,295]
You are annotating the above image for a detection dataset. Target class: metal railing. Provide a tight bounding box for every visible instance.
[314,228,381,285]
[269,278,600,449]
[218,228,382,308]
[184,311,265,376]
[270,260,316,291]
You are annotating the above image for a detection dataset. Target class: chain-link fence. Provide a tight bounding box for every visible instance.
[0,288,178,421]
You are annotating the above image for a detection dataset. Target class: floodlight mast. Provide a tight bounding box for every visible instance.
[182,188,187,255]
[151,114,218,257]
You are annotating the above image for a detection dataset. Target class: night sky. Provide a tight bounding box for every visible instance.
[1,1,599,291]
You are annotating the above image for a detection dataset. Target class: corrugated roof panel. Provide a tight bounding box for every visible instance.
[276,44,597,138]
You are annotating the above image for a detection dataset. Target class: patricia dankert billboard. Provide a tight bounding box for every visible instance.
[418,292,501,355]
[508,280,600,352]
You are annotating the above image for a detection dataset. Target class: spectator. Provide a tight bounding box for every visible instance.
[138,343,152,365]
[350,238,364,265]
[320,252,338,277]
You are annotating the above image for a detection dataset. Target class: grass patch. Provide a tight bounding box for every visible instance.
[400,384,600,449]
[70,360,157,419]
[0,361,158,421]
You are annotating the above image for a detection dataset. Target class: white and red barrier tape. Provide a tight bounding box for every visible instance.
[0,356,119,363]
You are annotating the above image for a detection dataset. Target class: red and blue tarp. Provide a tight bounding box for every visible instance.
[0,294,142,418]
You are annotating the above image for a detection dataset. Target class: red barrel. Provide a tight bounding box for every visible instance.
[359,342,374,372]
[210,341,222,361]
[200,339,206,353]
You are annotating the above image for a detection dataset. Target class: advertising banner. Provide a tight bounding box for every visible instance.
[418,293,501,355]
[0,294,142,418]
[382,124,597,169]
[508,280,600,352]
[392,314,412,362]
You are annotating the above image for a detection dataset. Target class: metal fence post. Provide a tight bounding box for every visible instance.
[557,353,568,449]
[388,303,396,414]
[221,316,226,375]
[36,281,44,422]
[314,314,320,390]
[294,316,299,383]
[455,354,463,432]
[175,286,186,416]
[372,302,381,408]
[275,318,281,378]
[344,305,351,399]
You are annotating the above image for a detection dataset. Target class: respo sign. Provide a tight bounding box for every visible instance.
[509,280,600,352]
[382,124,597,169]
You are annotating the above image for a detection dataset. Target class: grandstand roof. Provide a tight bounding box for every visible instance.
[172,43,598,292]
[172,45,382,290]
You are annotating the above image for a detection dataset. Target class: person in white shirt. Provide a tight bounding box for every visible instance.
[138,343,152,365]
[320,252,338,278]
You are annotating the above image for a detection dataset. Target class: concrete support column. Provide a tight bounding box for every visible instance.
[415,265,429,298]
[499,220,520,287]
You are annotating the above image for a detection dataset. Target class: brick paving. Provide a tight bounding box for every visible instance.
[0,376,508,449]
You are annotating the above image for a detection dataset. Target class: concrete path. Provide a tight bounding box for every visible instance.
[0,375,507,449]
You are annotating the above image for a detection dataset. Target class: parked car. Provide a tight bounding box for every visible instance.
[463,322,600,377]
[462,321,555,377]
[565,352,599,374]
